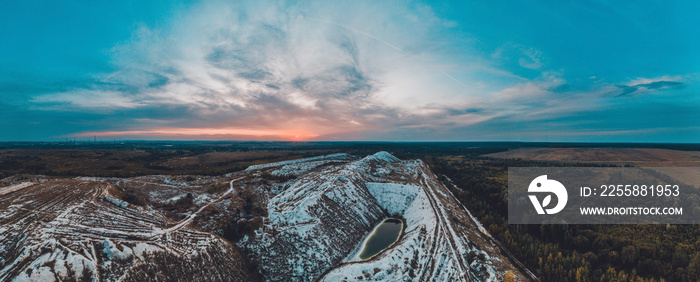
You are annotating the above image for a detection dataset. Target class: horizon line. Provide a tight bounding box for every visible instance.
[1,140,699,145]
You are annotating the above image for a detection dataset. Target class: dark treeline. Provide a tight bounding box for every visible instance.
[2,141,699,152]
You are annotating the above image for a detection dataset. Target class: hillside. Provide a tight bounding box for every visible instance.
[0,152,532,281]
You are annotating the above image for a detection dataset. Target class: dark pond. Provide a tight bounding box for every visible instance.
[359,218,403,260]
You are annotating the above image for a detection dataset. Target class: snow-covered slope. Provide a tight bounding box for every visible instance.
[0,152,532,281]
[243,152,532,281]
[0,180,252,281]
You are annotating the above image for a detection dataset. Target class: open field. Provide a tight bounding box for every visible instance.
[0,143,339,178]
[484,147,700,188]
[484,148,700,166]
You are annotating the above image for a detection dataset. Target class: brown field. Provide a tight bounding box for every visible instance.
[0,147,338,178]
[484,148,700,166]
[157,151,289,167]
[484,147,700,186]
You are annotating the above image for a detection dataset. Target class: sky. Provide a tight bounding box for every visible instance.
[1,0,699,142]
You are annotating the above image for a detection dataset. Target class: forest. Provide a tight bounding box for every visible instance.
[425,155,700,282]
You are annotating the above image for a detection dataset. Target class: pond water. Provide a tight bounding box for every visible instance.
[358,218,403,260]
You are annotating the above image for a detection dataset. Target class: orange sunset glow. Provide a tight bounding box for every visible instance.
[74,127,320,141]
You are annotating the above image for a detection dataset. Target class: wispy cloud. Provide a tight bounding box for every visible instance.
[492,43,544,70]
[31,0,513,140]
[518,47,543,70]
[32,89,144,109]
[617,76,687,96]
[22,1,698,141]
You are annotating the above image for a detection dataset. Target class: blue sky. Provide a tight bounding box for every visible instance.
[1,0,698,142]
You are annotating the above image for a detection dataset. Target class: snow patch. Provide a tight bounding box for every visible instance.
[246,153,353,171]
[363,151,400,163]
[103,196,128,208]
[365,183,419,216]
[0,182,33,196]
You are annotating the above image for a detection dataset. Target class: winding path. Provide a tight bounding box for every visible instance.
[158,176,244,234]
